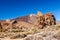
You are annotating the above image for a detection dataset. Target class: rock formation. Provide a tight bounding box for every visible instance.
[37,11,43,16]
[36,12,56,28]
[0,11,56,30]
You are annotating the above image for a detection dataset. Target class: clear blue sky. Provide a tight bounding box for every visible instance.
[0,0,60,21]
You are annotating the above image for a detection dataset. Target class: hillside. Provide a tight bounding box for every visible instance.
[0,11,60,40]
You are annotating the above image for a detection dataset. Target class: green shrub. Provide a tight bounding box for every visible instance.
[0,29,6,32]
[11,29,24,32]
[55,25,60,30]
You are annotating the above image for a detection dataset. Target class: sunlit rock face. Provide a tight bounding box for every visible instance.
[36,12,56,28]
[37,11,43,16]
[44,13,56,26]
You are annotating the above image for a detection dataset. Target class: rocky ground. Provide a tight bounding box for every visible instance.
[0,24,60,40]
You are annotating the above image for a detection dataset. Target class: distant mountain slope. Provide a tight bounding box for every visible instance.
[15,14,38,24]
[15,16,29,22]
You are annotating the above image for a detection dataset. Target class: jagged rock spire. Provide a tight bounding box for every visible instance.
[37,11,43,16]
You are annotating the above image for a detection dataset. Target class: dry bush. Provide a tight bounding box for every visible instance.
[11,29,24,32]
[55,25,60,30]
[53,30,60,39]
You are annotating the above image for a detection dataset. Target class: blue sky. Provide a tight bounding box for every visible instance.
[0,0,60,21]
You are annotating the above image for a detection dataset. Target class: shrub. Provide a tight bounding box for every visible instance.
[11,29,24,32]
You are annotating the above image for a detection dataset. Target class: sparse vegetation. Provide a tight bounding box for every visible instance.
[11,29,24,32]
[0,28,7,32]
[55,25,60,30]
[0,25,60,40]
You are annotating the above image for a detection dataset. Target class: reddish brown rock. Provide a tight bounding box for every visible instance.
[36,12,56,28]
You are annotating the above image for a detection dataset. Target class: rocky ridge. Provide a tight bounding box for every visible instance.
[0,11,56,30]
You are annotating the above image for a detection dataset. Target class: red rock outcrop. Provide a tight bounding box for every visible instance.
[36,12,56,28]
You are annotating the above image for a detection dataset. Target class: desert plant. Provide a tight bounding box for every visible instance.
[11,29,24,32]
[55,25,60,30]
[0,28,7,32]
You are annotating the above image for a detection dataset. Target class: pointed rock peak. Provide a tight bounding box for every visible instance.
[37,11,43,16]
[29,14,33,17]
[29,14,37,17]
